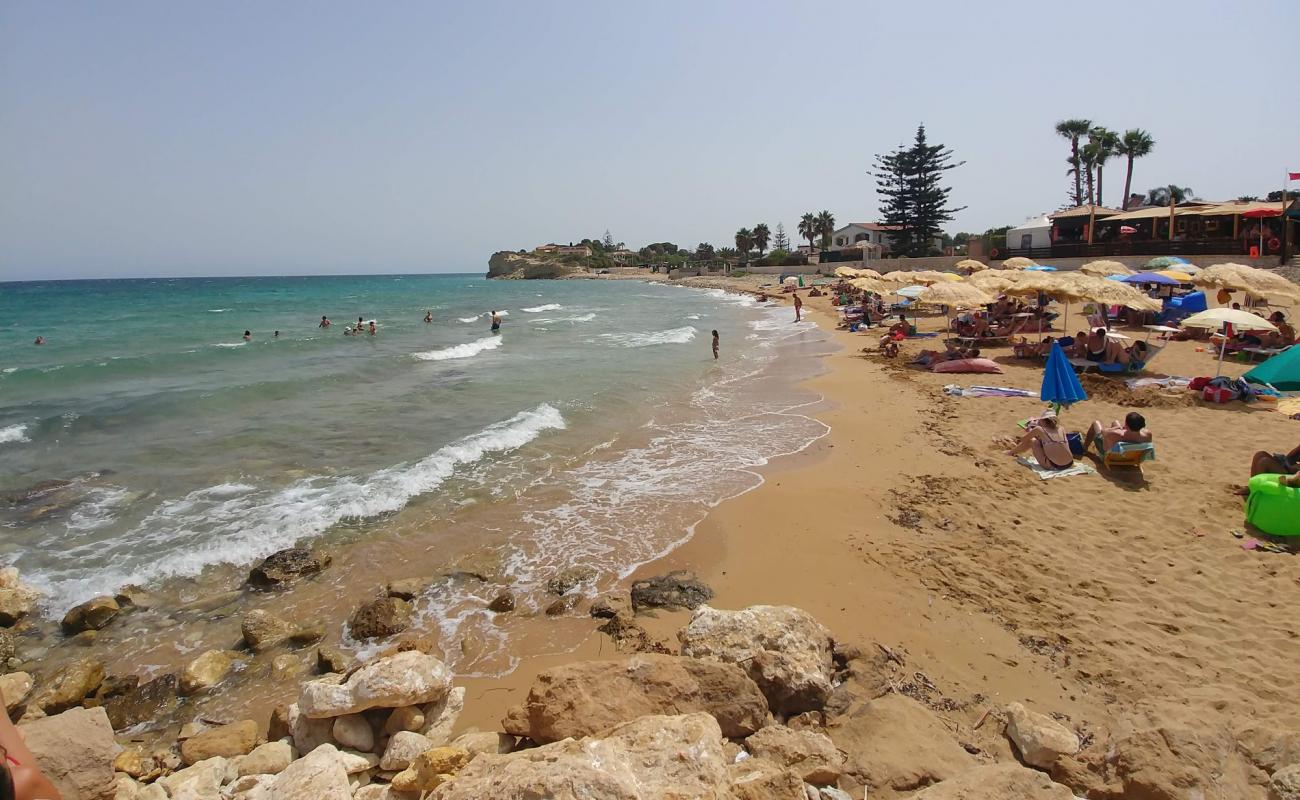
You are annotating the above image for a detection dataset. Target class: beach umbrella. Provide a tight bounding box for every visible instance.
[880,270,956,285]
[1156,269,1193,283]
[1058,273,1163,313]
[955,259,988,273]
[999,256,1038,270]
[1041,341,1087,414]
[1122,271,1182,287]
[1145,256,1189,269]
[1119,225,1138,235]
[967,270,1019,293]
[1192,263,1300,302]
[849,276,887,294]
[782,276,799,286]
[1024,264,1058,272]
[833,266,860,278]
[918,282,994,334]
[894,285,926,298]
[1079,260,1133,277]
[856,267,883,279]
[1181,307,1278,377]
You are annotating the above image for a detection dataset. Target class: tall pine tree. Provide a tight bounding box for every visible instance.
[773,223,790,251]
[870,125,965,257]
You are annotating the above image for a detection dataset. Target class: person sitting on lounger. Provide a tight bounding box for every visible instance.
[1260,312,1296,349]
[1014,335,1054,359]
[1068,330,1090,359]
[1103,338,1149,366]
[1006,410,1074,470]
[1085,412,1152,453]
[1251,443,1300,487]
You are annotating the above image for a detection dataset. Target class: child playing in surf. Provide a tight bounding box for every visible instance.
[712,330,719,360]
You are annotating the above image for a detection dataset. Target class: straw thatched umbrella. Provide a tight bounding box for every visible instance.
[833,266,860,278]
[1079,260,1133,277]
[1192,263,1300,302]
[880,269,962,285]
[849,276,888,294]
[955,259,988,274]
[856,267,883,279]
[967,270,1020,294]
[1057,273,1163,313]
[999,256,1038,270]
[918,282,995,334]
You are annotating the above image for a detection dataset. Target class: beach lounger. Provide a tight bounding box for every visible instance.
[1093,439,1155,469]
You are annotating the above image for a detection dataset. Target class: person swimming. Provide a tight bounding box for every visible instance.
[243,330,252,341]
[320,315,331,328]
[33,336,44,345]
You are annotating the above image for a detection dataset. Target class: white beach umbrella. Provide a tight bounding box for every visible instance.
[1181,307,1277,377]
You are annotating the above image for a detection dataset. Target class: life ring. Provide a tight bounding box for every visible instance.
[989,248,1001,259]
[1267,236,1281,253]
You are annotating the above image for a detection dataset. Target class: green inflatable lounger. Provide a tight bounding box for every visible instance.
[1246,474,1300,537]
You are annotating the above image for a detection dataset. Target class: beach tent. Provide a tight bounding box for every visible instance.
[1245,346,1300,391]
[1005,215,1052,251]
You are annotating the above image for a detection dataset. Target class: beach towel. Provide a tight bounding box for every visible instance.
[942,385,1037,398]
[1126,376,1191,390]
[1016,457,1096,480]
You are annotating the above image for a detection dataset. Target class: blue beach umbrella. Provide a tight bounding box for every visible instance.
[1041,341,1087,414]
[1122,271,1181,287]
[1025,264,1058,271]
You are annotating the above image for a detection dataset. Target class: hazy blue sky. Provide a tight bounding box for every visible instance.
[3,1,1297,280]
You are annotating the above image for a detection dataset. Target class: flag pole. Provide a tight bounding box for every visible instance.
[1283,169,1291,266]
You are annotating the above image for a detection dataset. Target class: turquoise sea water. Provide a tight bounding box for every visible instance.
[0,275,831,636]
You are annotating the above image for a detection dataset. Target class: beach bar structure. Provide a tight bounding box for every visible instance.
[1003,200,1299,262]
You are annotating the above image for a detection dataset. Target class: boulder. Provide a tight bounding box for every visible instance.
[348,597,411,640]
[179,649,238,695]
[380,730,436,771]
[679,605,834,715]
[352,787,391,800]
[745,725,845,786]
[29,657,105,715]
[241,609,320,652]
[19,706,117,800]
[331,713,375,752]
[451,731,515,755]
[230,740,295,777]
[114,747,158,781]
[104,673,178,731]
[420,686,465,744]
[269,743,352,800]
[391,746,473,793]
[247,548,331,589]
[827,693,974,792]
[91,673,139,705]
[316,646,352,675]
[60,595,121,634]
[112,585,156,610]
[0,568,40,626]
[158,756,228,797]
[1273,764,1300,800]
[285,704,334,754]
[1004,702,1079,769]
[545,594,580,616]
[299,650,452,718]
[0,670,33,712]
[501,653,770,743]
[271,653,303,680]
[267,703,293,741]
[911,763,1076,799]
[729,758,808,800]
[385,578,426,601]
[487,591,515,613]
[435,712,730,800]
[1111,725,1258,800]
[114,773,143,800]
[382,705,425,735]
[180,718,259,764]
[336,748,379,774]
[630,570,714,611]
[225,773,276,800]
[588,592,632,619]
[0,627,16,662]
[545,566,595,596]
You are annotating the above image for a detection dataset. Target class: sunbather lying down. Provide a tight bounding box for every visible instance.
[1006,410,1074,470]
[910,345,979,367]
[1085,412,1151,452]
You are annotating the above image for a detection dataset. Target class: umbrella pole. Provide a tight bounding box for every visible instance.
[1216,323,1228,378]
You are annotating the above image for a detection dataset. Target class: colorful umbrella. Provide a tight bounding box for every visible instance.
[1145,256,1189,269]
[1041,341,1088,414]
[1122,271,1182,287]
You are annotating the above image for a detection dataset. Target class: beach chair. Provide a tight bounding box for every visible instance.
[1093,439,1155,469]
[1093,343,1165,375]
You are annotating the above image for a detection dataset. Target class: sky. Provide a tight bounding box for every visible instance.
[2,1,1297,280]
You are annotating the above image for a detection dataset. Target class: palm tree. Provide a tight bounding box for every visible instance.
[1054,119,1092,206]
[1236,195,1261,203]
[752,223,771,256]
[735,228,755,261]
[815,210,835,249]
[1115,129,1155,210]
[1086,127,1119,207]
[1146,185,1194,206]
[797,213,817,251]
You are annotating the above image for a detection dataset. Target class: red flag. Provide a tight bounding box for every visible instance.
[1289,171,1300,181]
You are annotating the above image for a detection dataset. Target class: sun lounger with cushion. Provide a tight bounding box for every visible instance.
[1093,439,1155,468]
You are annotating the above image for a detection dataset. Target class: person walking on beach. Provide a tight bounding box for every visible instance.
[793,292,803,322]
[711,329,719,360]
[490,311,502,333]
[319,315,331,328]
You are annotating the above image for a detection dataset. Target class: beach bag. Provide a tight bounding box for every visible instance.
[1189,376,1212,391]
[1067,433,1085,457]
[1202,385,1236,404]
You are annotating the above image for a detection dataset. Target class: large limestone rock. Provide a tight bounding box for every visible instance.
[827,693,975,792]
[0,567,40,625]
[382,705,425,735]
[230,740,294,777]
[0,670,33,712]
[20,706,117,800]
[679,605,834,715]
[745,725,845,786]
[391,746,473,793]
[157,755,228,798]
[381,730,436,771]
[60,595,121,634]
[103,673,179,731]
[433,712,731,800]
[451,731,515,755]
[1004,702,1079,769]
[1273,764,1300,800]
[270,743,352,800]
[728,758,808,800]
[630,570,714,611]
[1111,725,1260,800]
[241,609,320,652]
[283,703,334,754]
[420,686,465,744]
[179,719,259,764]
[299,650,452,718]
[29,657,105,715]
[348,597,412,640]
[912,763,1076,799]
[502,653,770,743]
[247,548,331,589]
[179,649,239,695]
[331,713,375,752]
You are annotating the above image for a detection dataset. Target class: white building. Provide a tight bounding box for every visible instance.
[830,223,943,256]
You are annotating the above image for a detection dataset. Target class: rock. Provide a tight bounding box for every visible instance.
[113,585,156,610]
[588,592,632,619]
[437,712,730,800]
[0,670,33,712]
[380,730,436,770]
[385,579,426,601]
[451,731,515,755]
[336,749,379,774]
[157,756,228,797]
[487,591,515,613]
[827,693,974,792]
[113,747,156,779]
[285,703,334,754]
[0,568,40,626]
[104,673,178,731]
[230,740,295,777]
[225,773,276,800]
[241,609,319,652]
[419,686,465,744]
[299,650,452,718]
[61,595,121,634]
[179,649,238,695]
[0,479,71,506]
[269,743,352,800]
[114,772,142,800]
[382,705,425,735]
[729,758,808,800]
[247,548,331,589]
[92,673,139,704]
[1004,702,1080,769]
[174,590,242,615]
[348,597,411,640]
[180,719,259,764]
[546,567,595,596]
[19,706,117,800]
[1110,725,1257,800]
[544,595,580,616]
[745,725,845,786]
[502,653,769,743]
[818,789,852,800]
[630,570,714,611]
[271,653,304,680]
[29,657,105,715]
[315,646,351,675]
[137,784,167,800]
[352,786,390,800]
[391,746,472,792]
[679,604,833,715]
[331,713,375,752]
[0,628,15,662]
[1273,764,1300,800]
[267,703,293,741]
[911,763,1076,799]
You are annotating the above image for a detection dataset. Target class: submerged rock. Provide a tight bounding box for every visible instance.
[179,649,239,695]
[546,567,595,596]
[104,673,178,731]
[60,596,121,634]
[348,597,411,640]
[631,570,714,611]
[28,657,105,716]
[385,578,427,601]
[247,548,332,589]
[241,608,321,652]
[0,479,72,506]
[316,646,352,675]
[487,590,516,613]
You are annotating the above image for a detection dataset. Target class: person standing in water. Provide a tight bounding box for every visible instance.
[793,292,803,322]
[711,329,719,360]
[424,311,433,323]
[490,311,502,333]
[319,315,331,328]
[243,330,252,341]
[33,336,44,345]
[368,320,377,336]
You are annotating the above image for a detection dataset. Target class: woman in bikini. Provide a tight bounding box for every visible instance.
[1006,410,1074,470]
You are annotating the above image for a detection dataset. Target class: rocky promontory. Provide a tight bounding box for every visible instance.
[486,251,587,280]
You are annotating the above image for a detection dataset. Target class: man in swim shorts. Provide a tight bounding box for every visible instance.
[490,311,501,332]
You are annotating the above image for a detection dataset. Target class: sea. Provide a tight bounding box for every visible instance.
[0,274,832,675]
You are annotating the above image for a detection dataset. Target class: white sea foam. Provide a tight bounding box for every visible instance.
[412,336,503,361]
[67,487,131,531]
[28,405,566,611]
[521,304,562,313]
[749,317,817,333]
[207,308,229,313]
[534,313,595,324]
[0,424,30,444]
[1,368,16,374]
[458,316,481,323]
[213,342,246,348]
[598,326,696,348]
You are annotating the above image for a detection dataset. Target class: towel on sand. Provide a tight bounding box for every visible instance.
[1016,457,1096,480]
[944,384,1038,398]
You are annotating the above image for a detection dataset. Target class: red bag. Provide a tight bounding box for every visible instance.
[1202,386,1235,404]
[1189,376,1211,391]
